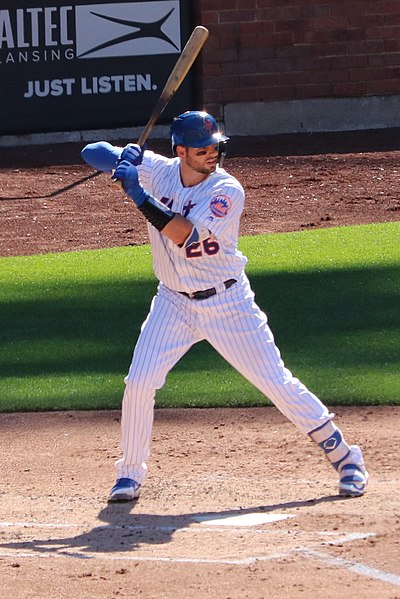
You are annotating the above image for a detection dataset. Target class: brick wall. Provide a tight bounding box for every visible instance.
[193,1,400,119]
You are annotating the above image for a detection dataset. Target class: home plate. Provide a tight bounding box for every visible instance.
[193,512,295,527]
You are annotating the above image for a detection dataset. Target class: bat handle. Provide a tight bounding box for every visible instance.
[137,130,150,148]
[137,95,165,147]
[111,170,123,188]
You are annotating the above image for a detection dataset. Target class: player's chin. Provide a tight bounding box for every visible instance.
[195,163,216,176]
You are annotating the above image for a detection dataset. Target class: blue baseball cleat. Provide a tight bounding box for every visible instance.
[108,478,141,502]
[338,445,369,497]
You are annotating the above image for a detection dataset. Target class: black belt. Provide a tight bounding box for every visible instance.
[179,279,237,301]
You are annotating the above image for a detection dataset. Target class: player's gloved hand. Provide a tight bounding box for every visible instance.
[113,160,148,207]
[81,141,121,173]
[119,143,143,166]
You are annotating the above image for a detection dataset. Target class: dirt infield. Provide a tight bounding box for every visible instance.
[1,131,400,256]
[0,131,400,598]
[0,408,399,599]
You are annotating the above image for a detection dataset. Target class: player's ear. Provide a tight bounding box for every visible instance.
[175,145,186,159]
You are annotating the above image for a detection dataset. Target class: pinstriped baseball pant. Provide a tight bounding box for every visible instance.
[115,273,334,483]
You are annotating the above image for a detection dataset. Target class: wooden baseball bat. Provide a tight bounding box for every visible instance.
[137,25,209,147]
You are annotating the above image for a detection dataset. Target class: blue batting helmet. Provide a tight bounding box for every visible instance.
[170,111,229,151]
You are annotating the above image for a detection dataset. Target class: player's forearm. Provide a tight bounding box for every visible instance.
[138,198,213,248]
[140,204,205,248]
[162,214,192,245]
[113,160,214,248]
[139,198,215,247]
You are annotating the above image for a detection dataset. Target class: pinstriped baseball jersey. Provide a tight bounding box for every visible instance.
[137,151,247,292]
[81,132,368,500]
[111,142,364,497]
[113,149,338,485]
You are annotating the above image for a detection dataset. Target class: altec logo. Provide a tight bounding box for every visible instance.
[0,1,181,65]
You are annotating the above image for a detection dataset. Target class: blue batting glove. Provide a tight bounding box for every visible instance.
[113,160,148,207]
[119,143,143,166]
[81,141,121,173]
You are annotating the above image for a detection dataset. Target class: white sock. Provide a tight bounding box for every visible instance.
[309,420,351,470]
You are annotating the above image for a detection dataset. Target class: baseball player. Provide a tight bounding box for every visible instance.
[81,110,369,502]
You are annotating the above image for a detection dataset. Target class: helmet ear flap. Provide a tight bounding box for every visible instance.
[171,141,185,157]
[218,140,228,167]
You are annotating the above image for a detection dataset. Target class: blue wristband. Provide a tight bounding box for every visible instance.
[124,181,148,207]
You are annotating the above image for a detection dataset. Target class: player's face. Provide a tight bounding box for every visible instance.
[183,144,219,175]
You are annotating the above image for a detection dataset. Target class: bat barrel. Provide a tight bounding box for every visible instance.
[137,26,209,147]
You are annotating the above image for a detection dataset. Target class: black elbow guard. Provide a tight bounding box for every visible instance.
[138,195,175,231]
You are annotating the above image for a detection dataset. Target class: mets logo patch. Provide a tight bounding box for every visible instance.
[210,195,231,218]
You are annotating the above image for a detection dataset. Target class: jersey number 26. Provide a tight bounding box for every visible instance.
[186,238,220,258]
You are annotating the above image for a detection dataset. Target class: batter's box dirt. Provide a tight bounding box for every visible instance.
[0,518,376,565]
[0,408,399,599]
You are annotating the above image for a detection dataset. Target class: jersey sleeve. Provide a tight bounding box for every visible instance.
[204,179,245,244]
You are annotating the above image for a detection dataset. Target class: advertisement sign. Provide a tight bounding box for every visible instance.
[0,1,193,135]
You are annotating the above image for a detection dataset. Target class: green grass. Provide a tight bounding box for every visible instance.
[0,222,399,411]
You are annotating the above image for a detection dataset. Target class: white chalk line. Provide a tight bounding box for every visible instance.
[0,521,283,535]
[0,522,399,587]
[0,550,286,566]
[0,533,366,566]
[299,547,400,587]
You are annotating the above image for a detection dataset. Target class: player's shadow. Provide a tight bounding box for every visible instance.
[0,493,347,558]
